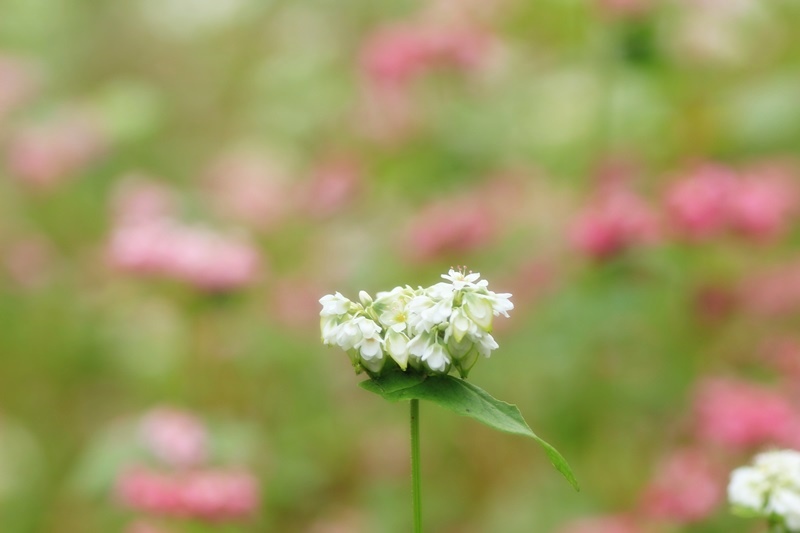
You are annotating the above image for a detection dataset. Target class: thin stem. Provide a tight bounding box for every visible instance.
[410,398,422,533]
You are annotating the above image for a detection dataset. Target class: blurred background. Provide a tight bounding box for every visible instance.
[1,0,800,531]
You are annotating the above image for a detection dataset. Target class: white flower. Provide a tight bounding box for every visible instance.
[486,290,514,317]
[462,292,494,331]
[356,335,383,361]
[474,332,499,358]
[771,489,800,530]
[320,269,513,377]
[729,449,800,531]
[335,317,364,351]
[407,284,454,334]
[319,292,352,317]
[446,307,476,343]
[728,466,768,510]
[423,342,449,373]
[378,297,409,333]
[320,316,341,345]
[407,332,435,363]
[385,328,410,370]
[441,269,481,289]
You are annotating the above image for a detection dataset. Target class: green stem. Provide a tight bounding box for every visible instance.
[410,398,422,533]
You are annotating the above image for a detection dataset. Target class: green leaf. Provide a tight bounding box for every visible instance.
[359,368,427,395]
[359,374,579,491]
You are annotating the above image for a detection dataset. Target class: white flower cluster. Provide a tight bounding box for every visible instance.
[319,269,513,377]
[728,449,800,531]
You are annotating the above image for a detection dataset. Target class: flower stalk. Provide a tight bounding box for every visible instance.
[410,398,422,533]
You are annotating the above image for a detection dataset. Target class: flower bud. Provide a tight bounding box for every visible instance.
[359,290,373,306]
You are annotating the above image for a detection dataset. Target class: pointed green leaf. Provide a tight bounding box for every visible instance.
[360,374,579,491]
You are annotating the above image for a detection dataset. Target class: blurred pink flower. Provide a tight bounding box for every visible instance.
[358,23,495,141]
[139,408,208,469]
[108,220,261,292]
[740,261,800,316]
[728,167,798,241]
[0,55,39,122]
[664,164,737,241]
[570,187,660,260]
[404,196,497,261]
[665,162,798,242]
[760,337,800,382]
[554,514,641,533]
[111,176,177,226]
[360,24,490,88]
[639,448,722,523]
[6,110,107,190]
[298,156,362,218]
[693,378,797,450]
[202,151,293,232]
[116,467,259,522]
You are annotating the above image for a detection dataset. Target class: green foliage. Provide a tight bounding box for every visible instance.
[360,370,580,492]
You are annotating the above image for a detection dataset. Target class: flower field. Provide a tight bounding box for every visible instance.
[2,0,800,531]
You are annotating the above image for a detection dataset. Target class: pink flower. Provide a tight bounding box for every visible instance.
[740,261,800,316]
[639,448,722,523]
[693,378,797,450]
[111,176,176,226]
[360,24,490,88]
[664,164,737,240]
[6,110,107,190]
[554,514,641,533]
[760,337,800,382]
[728,166,798,241]
[358,23,495,141]
[298,156,362,218]
[202,151,293,232]
[570,187,659,259]
[404,196,497,261]
[139,408,208,469]
[115,467,260,522]
[108,220,261,292]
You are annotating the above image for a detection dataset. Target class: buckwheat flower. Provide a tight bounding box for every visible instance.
[441,268,481,290]
[474,331,499,358]
[384,328,411,370]
[335,317,366,351]
[447,306,476,343]
[462,292,494,330]
[407,331,450,373]
[423,341,450,373]
[320,269,511,377]
[319,292,352,317]
[729,449,800,530]
[320,316,342,346]
[354,318,385,373]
